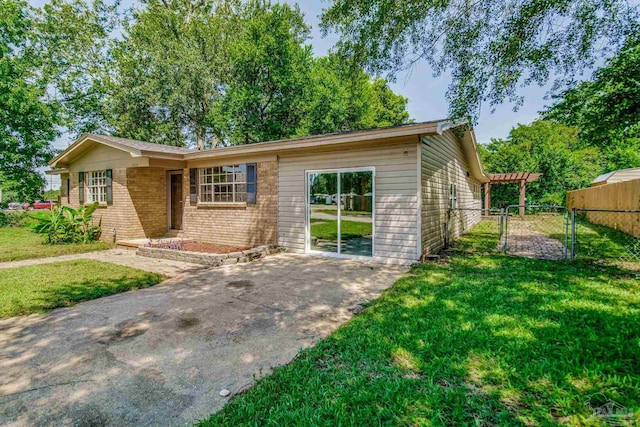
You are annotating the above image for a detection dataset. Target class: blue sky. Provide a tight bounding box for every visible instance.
[34,0,585,189]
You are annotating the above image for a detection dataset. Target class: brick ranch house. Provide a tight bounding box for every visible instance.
[48,120,489,264]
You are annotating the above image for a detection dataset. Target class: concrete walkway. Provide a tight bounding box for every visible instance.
[0,253,408,426]
[0,248,206,277]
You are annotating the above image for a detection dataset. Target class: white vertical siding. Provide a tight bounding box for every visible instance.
[277,140,420,264]
[421,130,482,255]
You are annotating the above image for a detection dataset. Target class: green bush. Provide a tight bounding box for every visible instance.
[0,211,30,228]
[30,203,102,244]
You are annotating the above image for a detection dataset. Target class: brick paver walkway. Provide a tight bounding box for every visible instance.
[0,248,206,276]
[503,220,566,260]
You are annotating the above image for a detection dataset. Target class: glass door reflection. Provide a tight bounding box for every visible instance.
[340,171,373,256]
[308,169,374,257]
[308,172,338,253]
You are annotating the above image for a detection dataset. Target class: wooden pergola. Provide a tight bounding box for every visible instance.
[485,172,542,217]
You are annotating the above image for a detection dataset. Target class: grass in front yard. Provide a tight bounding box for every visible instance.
[0,260,164,318]
[0,227,112,262]
[310,219,372,240]
[201,224,640,426]
[316,209,372,216]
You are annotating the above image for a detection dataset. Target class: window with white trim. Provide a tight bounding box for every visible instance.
[199,165,247,203]
[86,170,107,203]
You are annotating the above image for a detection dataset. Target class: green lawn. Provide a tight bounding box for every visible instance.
[316,209,372,216]
[573,217,640,265]
[449,220,501,253]
[0,259,164,318]
[200,222,640,426]
[310,219,372,240]
[0,227,112,262]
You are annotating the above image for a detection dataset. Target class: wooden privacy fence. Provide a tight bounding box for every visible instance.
[566,178,640,237]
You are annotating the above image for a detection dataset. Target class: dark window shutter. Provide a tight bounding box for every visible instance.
[189,168,197,203]
[78,172,84,205]
[247,163,257,204]
[106,169,113,204]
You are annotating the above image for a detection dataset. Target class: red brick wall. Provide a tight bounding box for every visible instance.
[66,167,167,242]
[179,161,278,247]
[64,161,277,245]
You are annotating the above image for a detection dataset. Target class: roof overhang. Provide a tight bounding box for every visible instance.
[458,126,490,183]
[48,134,187,169]
[47,120,490,182]
[46,168,69,175]
[422,122,490,183]
[183,120,447,160]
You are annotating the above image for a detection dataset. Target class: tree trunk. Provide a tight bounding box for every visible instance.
[196,128,205,151]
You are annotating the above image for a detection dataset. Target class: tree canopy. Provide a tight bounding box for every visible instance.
[1,0,411,200]
[213,1,312,145]
[109,0,241,149]
[480,120,600,207]
[0,0,57,201]
[480,34,640,208]
[299,54,410,136]
[543,34,640,171]
[105,0,410,148]
[320,0,639,122]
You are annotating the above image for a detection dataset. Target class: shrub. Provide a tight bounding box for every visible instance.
[30,203,102,244]
[0,211,30,228]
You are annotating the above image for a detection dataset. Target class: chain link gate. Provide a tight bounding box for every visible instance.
[445,205,638,268]
[501,205,570,260]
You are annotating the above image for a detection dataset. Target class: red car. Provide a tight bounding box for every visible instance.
[31,200,58,210]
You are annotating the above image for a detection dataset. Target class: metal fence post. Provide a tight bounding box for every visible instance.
[570,208,576,260]
[563,207,569,259]
[503,207,509,252]
[498,208,504,243]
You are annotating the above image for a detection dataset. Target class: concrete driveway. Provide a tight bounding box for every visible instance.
[0,253,408,426]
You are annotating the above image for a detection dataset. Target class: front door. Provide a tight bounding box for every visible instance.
[170,173,183,230]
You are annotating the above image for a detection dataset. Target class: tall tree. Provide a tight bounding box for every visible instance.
[320,0,638,121]
[480,120,601,207]
[111,0,241,149]
[298,54,409,136]
[105,0,410,147]
[544,34,640,171]
[16,0,412,153]
[215,1,313,144]
[35,0,120,136]
[0,0,56,201]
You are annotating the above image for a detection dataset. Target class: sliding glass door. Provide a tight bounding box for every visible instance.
[340,171,373,256]
[308,172,339,253]
[307,168,374,258]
